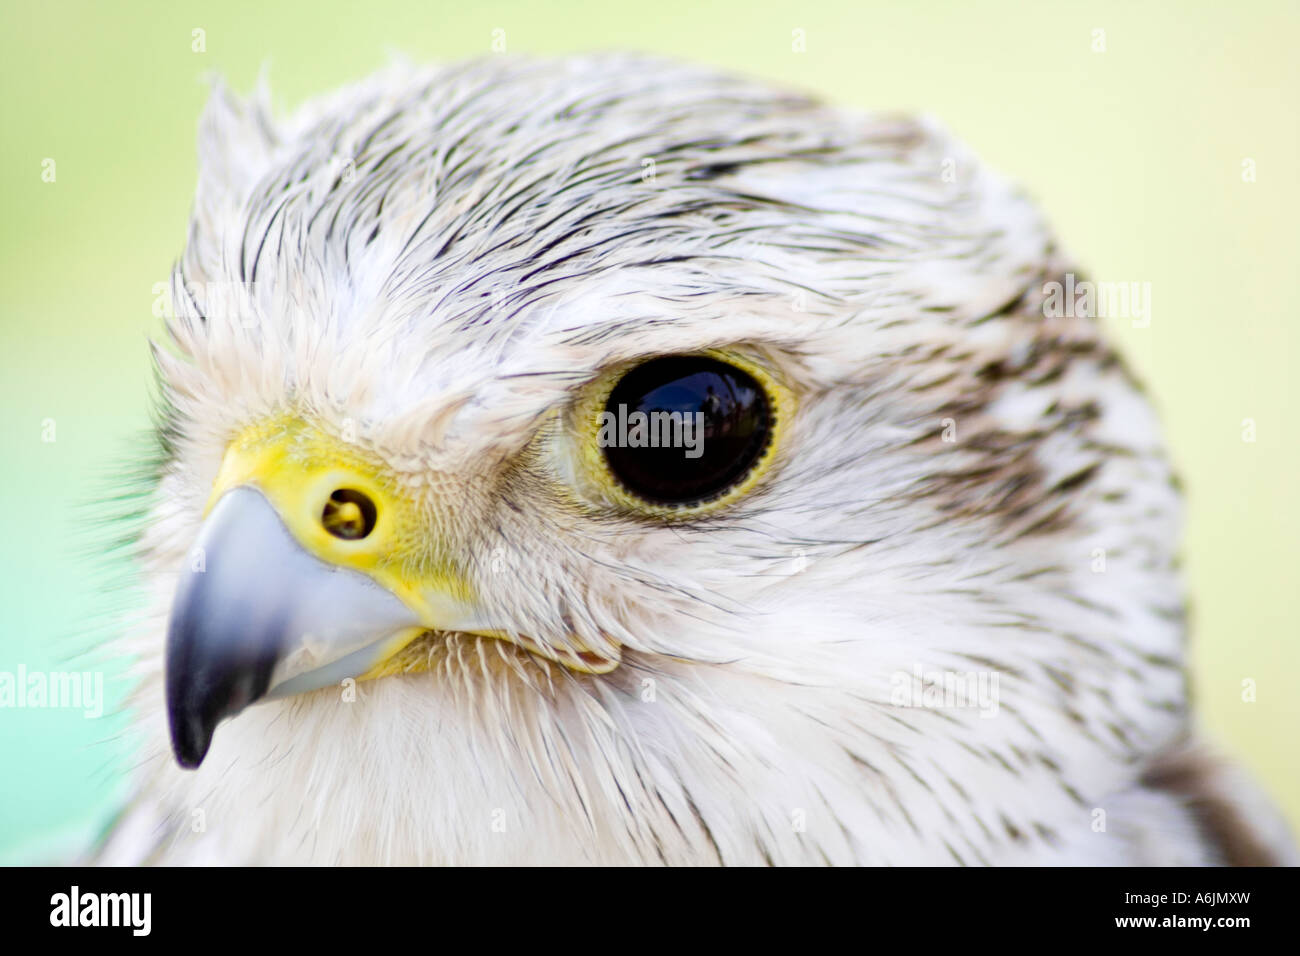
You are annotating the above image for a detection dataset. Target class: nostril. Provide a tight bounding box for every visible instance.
[321,489,377,540]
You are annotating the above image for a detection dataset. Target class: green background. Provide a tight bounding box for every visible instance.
[1,0,1296,861]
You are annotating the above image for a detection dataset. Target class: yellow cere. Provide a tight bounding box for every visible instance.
[568,347,795,519]
[207,415,478,632]
[207,415,621,678]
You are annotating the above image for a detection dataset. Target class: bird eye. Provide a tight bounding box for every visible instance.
[596,354,778,509]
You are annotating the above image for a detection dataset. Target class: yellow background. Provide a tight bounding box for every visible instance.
[1,0,1296,859]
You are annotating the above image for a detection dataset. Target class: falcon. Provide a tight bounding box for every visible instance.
[97,54,1294,865]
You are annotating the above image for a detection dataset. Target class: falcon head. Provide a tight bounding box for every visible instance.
[114,54,1205,865]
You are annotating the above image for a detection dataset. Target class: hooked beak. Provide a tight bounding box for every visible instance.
[164,416,620,770]
[165,487,425,768]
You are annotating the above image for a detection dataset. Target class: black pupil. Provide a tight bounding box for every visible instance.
[601,355,772,507]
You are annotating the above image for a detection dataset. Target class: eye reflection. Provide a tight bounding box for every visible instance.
[599,355,773,507]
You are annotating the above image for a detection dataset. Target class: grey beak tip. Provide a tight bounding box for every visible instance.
[162,486,424,769]
[164,489,289,770]
[169,706,214,770]
[165,610,279,770]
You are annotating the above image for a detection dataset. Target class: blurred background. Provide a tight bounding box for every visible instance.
[1,0,1296,861]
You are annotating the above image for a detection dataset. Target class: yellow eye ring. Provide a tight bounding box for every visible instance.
[567,348,794,519]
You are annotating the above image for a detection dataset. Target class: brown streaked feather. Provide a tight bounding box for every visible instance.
[1142,741,1293,866]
